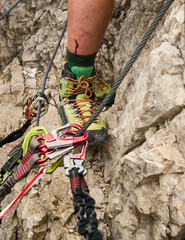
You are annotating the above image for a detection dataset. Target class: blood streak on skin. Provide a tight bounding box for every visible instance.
[75,39,79,54]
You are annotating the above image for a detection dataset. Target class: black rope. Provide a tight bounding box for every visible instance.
[0,0,24,21]
[35,20,67,126]
[69,169,103,240]
[0,120,31,148]
[75,0,175,137]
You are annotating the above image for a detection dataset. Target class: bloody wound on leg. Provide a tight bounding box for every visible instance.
[75,39,79,54]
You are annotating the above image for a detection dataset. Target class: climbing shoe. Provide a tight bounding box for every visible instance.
[58,64,108,146]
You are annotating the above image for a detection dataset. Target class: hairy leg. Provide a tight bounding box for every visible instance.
[67,0,114,55]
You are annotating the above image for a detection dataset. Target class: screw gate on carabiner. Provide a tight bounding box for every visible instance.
[25,98,35,121]
[25,92,49,122]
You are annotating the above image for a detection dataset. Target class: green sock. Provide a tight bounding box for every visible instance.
[67,49,96,80]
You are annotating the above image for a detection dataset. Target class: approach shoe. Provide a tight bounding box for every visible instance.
[58,64,108,146]
[90,69,112,103]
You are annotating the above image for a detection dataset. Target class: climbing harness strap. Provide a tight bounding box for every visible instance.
[0,167,46,220]
[64,152,102,240]
[62,131,102,240]
[0,126,48,222]
[0,124,88,220]
[0,124,101,238]
[0,138,41,203]
[0,0,175,238]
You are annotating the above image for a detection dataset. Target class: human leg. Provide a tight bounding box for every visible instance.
[67,0,114,55]
[59,0,114,146]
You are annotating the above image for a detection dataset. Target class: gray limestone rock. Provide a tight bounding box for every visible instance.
[0,0,184,239]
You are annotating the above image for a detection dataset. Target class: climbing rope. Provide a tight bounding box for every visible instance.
[75,0,175,137]
[0,0,24,21]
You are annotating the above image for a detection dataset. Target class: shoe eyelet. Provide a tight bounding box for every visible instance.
[68,104,74,109]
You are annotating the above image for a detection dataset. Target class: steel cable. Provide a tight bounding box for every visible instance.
[75,0,175,137]
[0,0,24,21]
[0,0,175,132]
[35,20,67,126]
[0,0,67,126]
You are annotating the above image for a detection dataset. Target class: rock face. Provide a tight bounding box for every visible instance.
[0,0,184,239]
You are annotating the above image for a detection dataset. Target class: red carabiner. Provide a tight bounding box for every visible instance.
[36,124,88,164]
[36,124,87,150]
